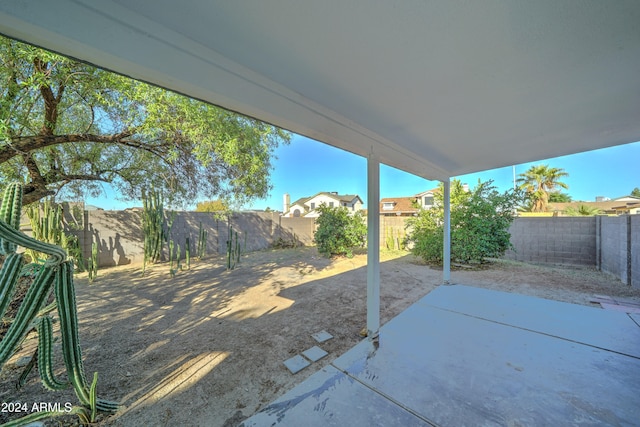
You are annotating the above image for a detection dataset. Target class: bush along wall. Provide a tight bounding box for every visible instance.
[406,179,523,264]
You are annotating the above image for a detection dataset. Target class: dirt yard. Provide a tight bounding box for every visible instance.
[1,247,639,426]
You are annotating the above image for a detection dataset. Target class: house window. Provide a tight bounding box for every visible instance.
[383,202,395,210]
[424,196,434,207]
[342,202,347,207]
[329,202,334,207]
[310,202,315,209]
[293,209,301,217]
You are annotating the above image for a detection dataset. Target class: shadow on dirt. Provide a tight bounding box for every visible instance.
[3,247,430,427]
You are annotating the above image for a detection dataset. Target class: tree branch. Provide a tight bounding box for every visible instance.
[22,170,112,206]
[22,185,55,205]
[0,131,161,163]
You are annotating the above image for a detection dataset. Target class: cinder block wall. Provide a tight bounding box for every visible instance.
[599,215,638,288]
[379,216,409,249]
[504,217,596,266]
[631,215,640,288]
[599,216,626,283]
[277,216,316,245]
[59,208,638,288]
[76,209,144,268]
[68,210,316,268]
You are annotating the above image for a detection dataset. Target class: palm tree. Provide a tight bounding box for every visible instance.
[548,192,572,203]
[564,204,602,216]
[517,165,569,212]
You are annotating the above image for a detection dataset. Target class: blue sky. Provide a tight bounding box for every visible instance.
[88,135,640,210]
[247,135,640,211]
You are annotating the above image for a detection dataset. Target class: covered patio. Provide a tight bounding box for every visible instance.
[244,285,640,426]
[2,2,640,425]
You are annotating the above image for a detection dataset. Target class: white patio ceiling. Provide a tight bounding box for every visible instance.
[1,1,639,181]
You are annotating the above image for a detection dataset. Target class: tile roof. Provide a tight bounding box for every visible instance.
[380,197,419,214]
[548,201,640,212]
[414,188,440,197]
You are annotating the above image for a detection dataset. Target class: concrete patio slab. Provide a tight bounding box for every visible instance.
[244,285,640,426]
[242,365,432,427]
[422,285,640,358]
[600,302,640,314]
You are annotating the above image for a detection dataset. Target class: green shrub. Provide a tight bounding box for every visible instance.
[314,204,366,257]
[406,179,522,264]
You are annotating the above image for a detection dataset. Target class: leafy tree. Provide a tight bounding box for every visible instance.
[0,36,290,206]
[549,192,572,203]
[314,204,366,257]
[195,200,229,213]
[564,204,603,216]
[631,187,640,197]
[406,179,523,264]
[517,165,569,212]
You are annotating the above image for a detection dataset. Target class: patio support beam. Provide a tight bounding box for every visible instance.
[367,151,380,338]
[443,178,451,284]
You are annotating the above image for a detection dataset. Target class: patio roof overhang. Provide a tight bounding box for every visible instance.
[2,1,640,336]
[1,1,639,182]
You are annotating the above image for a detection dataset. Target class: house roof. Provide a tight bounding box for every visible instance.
[611,202,640,212]
[285,192,362,215]
[548,201,639,213]
[380,197,418,214]
[287,201,309,212]
[2,2,639,182]
[611,195,640,202]
[291,192,361,207]
[414,188,440,197]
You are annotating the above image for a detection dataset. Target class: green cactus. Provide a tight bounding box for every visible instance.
[227,224,232,269]
[236,231,241,265]
[185,236,191,270]
[88,241,98,283]
[226,223,242,270]
[25,200,84,270]
[0,182,118,425]
[169,239,175,270]
[37,315,68,390]
[197,222,207,259]
[0,252,23,320]
[142,188,165,273]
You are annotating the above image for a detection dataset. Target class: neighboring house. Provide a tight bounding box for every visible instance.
[548,195,640,215]
[282,192,363,217]
[414,188,441,209]
[380,197,419,216]
[380,187,440,216]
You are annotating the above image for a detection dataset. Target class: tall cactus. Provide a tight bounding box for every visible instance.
[25,200,83,270]
[88,241,98,283]
[226,223,242,270]
[185,236,191,270]
[141,188,165,272]
[0,183,118,424]
[197,222,207,259]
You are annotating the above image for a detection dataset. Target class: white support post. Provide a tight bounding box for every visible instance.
[367,152,380,338]
[443,178,451,284]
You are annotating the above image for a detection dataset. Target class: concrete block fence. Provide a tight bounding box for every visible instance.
[395,215,637,288]
[54,209,315,269]
[31,208,639,288]
[505,216,638,288]
[503,217,597,266]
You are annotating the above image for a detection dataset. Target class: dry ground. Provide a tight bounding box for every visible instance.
[1,247,639,426]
